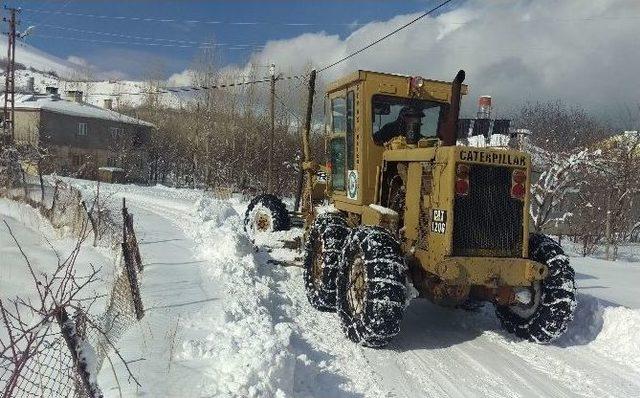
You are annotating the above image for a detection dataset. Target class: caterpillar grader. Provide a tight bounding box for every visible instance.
[245,69,576,347]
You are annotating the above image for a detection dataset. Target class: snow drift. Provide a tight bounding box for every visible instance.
[179,196,296,397]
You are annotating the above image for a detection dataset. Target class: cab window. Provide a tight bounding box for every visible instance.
[332,98,346,132]
[329,93,353,191]
[330,137,345,191]
[346,91,355,170]
[372,95,445,145]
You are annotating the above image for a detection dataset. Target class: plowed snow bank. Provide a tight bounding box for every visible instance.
[180,197,295,397]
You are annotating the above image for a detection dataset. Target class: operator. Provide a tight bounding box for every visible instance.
[373,106,425,145]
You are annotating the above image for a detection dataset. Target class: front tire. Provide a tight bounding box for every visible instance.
[303,213,350,312]
[496,234,576,343]
[244,194,290,241]
[337,226,407,348]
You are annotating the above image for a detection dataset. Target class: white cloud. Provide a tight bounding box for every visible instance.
[227,0,640,116]
[66,55,89,68]
[167,69,194,86]
[66,54,130,80]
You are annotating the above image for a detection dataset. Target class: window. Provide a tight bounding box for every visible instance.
[77,122,87,136]
[110,126,124,139]
[72,154,81,167]
[329,96,348,192]
[371,95,445,145]
[346,91,355,170]
[331,97,347,133]
[330,138,346,191]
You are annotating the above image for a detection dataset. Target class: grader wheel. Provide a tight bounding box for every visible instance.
[337,226,408,348]
[244,194,290,241]
[303,213,350,312]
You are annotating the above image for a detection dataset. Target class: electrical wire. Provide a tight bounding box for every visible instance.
[30,33,264,51]
[317,0,454,73]
[28,23,262,47]
[26,0,75,28]
[89,75,303,97]
[20,7,366,27]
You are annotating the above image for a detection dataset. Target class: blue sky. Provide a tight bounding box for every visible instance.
[5,0,638,115]
[12,0,454,79]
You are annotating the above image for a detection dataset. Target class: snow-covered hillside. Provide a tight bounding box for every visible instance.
[4,179,635,397]
[0,40,80,77]
[1,41,184,109]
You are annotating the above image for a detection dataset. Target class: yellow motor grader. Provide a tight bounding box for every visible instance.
[245,69,576,347]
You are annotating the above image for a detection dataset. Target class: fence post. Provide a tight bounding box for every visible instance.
[56,307,104,398]
[122,198,144,320]
[82,200,99,246]
[127,213,143,272]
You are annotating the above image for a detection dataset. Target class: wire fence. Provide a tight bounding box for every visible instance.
[1,171,145,397]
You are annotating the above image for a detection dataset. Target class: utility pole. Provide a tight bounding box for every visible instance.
[267,63,276,192]
[2,5,18,146]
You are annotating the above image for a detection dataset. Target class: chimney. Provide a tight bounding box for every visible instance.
[26,77,34,93]
[65,90,83,103]
[103,98,113,110]
[477,95,492,119]
[45,86,58,95]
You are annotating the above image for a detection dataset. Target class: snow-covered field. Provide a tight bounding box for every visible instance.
[2,181,639,397]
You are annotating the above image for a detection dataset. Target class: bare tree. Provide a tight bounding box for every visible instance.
[513,100,609,151]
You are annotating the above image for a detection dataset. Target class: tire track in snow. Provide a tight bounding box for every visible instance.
[67,183,638,398]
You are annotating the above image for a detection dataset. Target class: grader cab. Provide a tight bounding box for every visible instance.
[245,69,576,347]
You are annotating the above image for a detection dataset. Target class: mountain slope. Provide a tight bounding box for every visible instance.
[0,40,80,77]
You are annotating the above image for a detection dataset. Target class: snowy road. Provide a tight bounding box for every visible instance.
[93,188,227,397]
[25,181,639,398]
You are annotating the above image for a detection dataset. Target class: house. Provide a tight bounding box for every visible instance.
[13,87,154,182]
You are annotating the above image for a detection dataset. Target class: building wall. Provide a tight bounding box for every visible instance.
[13,109,41,144]
[14,108,151,183]
[38,110,149,150]
[47,145,148,182]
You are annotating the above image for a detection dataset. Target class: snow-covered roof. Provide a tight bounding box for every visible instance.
[98,167,125,172]
[14,93,154,127]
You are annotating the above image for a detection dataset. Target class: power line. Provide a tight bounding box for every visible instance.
[29,33,264,51]
[21,7,367,27]
[27,0,75,28]
[318,0,454,73]
[89,74,303,97]
[29,23,262,47]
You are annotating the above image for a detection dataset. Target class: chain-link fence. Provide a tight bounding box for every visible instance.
[1,172,145,397]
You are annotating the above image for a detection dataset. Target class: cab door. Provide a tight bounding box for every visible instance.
[327,89,356,201]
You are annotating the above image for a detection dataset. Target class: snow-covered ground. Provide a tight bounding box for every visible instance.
[0,198,112,310]
[2,180,639,397]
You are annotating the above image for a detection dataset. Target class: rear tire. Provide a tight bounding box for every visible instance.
[337,226,407,348]
[303,213,350,312]
[244,194,290,241]
[496,234,576,343]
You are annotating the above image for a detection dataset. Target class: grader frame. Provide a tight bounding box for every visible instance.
[299,70,546,299]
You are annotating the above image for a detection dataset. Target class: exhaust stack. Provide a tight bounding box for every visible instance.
[440,70,465,146]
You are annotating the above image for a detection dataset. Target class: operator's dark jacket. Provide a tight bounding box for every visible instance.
[373,118,406,145]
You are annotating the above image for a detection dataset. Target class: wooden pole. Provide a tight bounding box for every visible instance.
[298,70,316,217]
[267,63,276,193]
[56,307,104,398]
